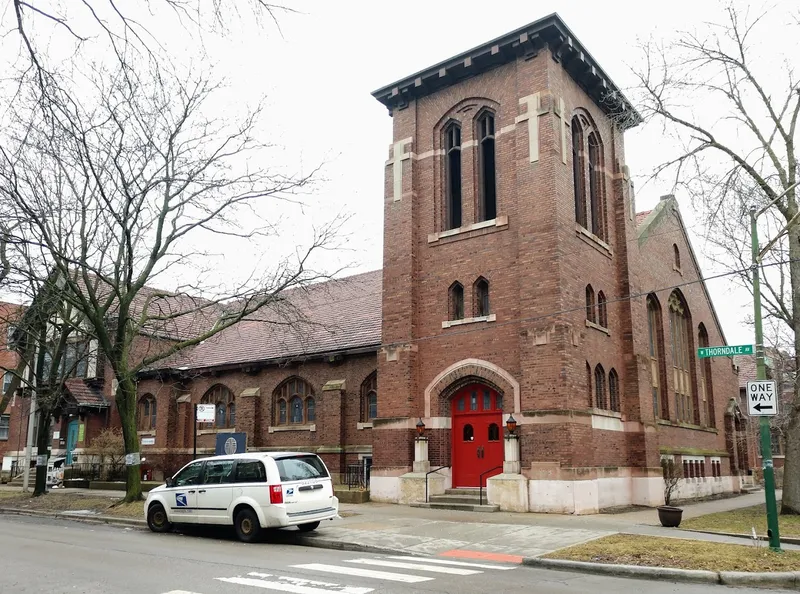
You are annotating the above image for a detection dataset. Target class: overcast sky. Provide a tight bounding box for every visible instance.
[4,0,797,348]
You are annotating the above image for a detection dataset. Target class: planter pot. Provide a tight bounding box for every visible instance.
[657,505,683,527]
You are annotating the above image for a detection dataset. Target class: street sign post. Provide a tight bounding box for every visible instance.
[746,380,778,416]
[697,344,753,358]
[193,404,217,460]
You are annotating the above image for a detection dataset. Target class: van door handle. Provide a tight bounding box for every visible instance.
[187,490,196,494]
[198,490,206,493]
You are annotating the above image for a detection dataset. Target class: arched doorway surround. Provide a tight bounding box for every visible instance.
[424,358,520,418]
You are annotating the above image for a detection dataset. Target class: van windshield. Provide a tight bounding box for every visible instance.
[275,455,329,482]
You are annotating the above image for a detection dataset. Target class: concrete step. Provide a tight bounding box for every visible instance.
[444,488,481,496]
[428,495,486,505]
[410,501,499,512]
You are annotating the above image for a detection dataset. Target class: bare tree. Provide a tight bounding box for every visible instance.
[631,3,800,514]
[1,2,347,502]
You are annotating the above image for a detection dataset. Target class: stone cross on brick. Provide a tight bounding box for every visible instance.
[515,93,548,163]
[386,137,412,202]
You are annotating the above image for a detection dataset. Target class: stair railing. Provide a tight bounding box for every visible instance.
[425,466,450,502]
[479,465,503,505]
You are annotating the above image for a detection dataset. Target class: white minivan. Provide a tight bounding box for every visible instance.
[144,452,338,542]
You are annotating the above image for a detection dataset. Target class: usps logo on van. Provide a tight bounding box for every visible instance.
[175,493,188,507]
[286,488,294,496]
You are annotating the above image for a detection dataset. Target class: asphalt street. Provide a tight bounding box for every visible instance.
[0,514,788,594]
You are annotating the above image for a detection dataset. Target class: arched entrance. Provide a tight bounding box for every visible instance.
[451,383,504,487]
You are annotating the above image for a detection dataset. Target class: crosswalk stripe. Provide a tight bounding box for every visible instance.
[344,558,481,575]
[246,573,359,591]
[217,576,373,594]
[291,563,434,584]
[386,555,517,570]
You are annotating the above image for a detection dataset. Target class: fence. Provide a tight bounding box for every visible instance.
[345,460,371,490]
[63,462,126,482]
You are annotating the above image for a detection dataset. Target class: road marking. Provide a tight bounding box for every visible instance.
[291,563,434,583]
[217,575,372,594]
[439,550,524,564]
[344,558,481,575]
[386,555,517,570]
[248,573,368,592]
[162,591,203,594]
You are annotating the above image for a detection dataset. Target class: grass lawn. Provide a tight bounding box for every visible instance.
[545,534,800,572]
[0,491,143,517]
[682,505,800,538]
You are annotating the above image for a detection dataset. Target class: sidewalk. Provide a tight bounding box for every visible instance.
[3,485,795,560]
[304,491,797,559]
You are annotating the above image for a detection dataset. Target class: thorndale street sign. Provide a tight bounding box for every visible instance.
[746,380,778,417]
[697,344,753,358]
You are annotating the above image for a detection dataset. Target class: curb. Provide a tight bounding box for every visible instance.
[522,557,800,588]
[0,507,410,556]
[0,507,146,528]
[681,528,800,546]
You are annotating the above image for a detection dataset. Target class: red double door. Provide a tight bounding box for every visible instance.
[451,383,504,488]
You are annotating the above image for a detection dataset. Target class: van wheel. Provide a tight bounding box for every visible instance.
[234,508,261,543]
[297,521,320,533]
[147,503,172,533]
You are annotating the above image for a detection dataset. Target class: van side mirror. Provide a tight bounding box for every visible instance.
[165,477,175,488]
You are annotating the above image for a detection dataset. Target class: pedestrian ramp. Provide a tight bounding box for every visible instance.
[161,553,518,593]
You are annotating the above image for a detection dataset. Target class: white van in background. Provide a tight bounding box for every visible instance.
[144,452,338,542]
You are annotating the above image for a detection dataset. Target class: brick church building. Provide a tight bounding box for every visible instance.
[1,14,751,513]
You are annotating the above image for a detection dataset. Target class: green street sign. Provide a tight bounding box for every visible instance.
[697,344,753,358]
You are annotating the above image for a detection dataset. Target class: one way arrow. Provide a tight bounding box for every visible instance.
[754,403,774,412]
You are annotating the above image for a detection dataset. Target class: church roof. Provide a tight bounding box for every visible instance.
[371,13,641,128]
[149,270,383,373]
[64,378,109,408]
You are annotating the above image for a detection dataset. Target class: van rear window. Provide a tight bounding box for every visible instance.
[275,455,329,481]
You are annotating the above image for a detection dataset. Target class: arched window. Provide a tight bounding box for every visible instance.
[445,123,462,230]
[477,112,497,222]
[597,291,608,328]
[609,369,620,412]
[488,423,500,441]
[137,394,157,431]
[361,371,378,422]
[572,116,586,227]
[588,132,605,240]
[463,424,474,442]
[201,384,235,429]
[647,295,667,419]
[586,361,592,407]
[585,285,596,323]
[449,282,464,320]
[474,277,490,317]
[669,291,695,424]
[594,364,606,409]
[572,113,606,239]
[698,324,715,428]
[274,377,315,425]
[673,244,681,269]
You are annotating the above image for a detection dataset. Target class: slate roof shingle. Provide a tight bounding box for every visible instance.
[153,270,383,371]
[64,377,109,408]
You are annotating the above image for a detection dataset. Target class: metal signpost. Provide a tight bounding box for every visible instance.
[193,404,215,460]
[750,205,782,552]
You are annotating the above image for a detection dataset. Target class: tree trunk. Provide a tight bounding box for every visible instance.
[116,376,142,502]
[33,407,51,496]
[783,226,800,515]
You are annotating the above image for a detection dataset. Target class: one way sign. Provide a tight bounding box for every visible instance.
[746,380,779,416]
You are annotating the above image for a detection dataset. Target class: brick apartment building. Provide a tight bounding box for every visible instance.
[0,13,751,513]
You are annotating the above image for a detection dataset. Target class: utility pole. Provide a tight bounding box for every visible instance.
[750,205,782,552]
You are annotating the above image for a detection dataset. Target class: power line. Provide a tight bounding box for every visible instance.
[383,257,793,349]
